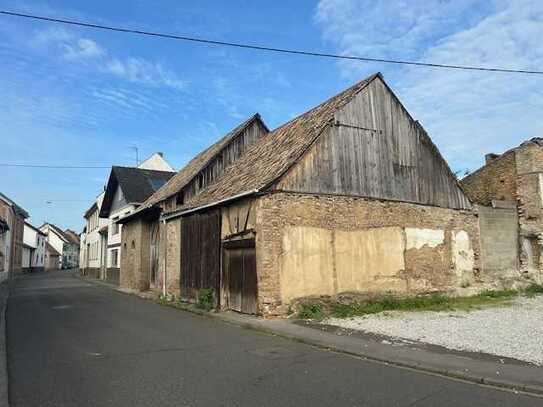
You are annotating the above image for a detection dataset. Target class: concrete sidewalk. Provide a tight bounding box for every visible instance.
[80,275,543,397]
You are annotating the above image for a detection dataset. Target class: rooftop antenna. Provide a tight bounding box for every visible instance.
[129,146,139,167]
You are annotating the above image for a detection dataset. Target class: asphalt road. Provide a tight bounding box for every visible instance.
[6,272,542,407]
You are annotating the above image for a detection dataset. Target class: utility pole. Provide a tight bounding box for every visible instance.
[129,146,139,167]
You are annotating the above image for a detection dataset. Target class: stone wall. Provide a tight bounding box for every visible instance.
[515,143,543,280]
[256,192,482,316]
[164,218,181,295]
[120,219,150,291]
[461,151,517,206]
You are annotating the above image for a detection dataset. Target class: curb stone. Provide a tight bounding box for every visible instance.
[79,276,543,398]
[0,280,10,407]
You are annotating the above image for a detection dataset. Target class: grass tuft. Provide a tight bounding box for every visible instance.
[297,285,543,320]
[525,283,543,297]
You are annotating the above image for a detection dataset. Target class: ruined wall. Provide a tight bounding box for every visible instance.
[515,143,543,281]
[256,192,481,315]
[461,151,517,206]
[119,219,150,291]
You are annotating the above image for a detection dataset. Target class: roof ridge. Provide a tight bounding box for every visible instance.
[135,113,268,209]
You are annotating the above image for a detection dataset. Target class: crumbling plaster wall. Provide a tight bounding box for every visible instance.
[256,192,481,315]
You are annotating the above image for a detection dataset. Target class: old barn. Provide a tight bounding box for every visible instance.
[120,73,487,316]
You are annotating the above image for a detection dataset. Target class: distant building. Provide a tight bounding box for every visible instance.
[44,242,61,271]
[99,165,175,284]
[78,152,175,285]
[22,222,46,272]
[80,192,109,279]
[39,223,80,269]
[0,192,29,280]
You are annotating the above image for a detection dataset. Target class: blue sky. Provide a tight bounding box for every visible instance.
[1,0,542,231]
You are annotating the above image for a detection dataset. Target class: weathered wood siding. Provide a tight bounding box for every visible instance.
[183,120,268,203]
[180,210,221,303]
[277,77,471,209]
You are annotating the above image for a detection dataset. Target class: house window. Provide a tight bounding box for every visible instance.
[112,217,119,235]
[110,249,119,268]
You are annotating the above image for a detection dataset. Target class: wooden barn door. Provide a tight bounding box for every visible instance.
[223,239,257,314]
[149,221,160,288]
[180,210,221,303]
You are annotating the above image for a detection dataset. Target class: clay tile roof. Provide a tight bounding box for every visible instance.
[137,113,268,212]
[64,229,80,245]
[175,73,380,212]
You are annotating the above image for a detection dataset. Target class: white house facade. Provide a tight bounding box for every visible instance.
[80,191,109,279]
[22,222,46,272]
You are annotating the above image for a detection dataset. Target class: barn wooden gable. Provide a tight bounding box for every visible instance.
[277,76,471,209]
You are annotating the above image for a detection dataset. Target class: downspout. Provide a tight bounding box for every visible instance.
[162,218,167,297]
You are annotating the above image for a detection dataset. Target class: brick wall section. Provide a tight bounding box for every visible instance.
[256,192,482,316]
[461,150,517,206]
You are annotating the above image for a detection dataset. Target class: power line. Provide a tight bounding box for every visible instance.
[1,10,542,75]
[0,163,110,169]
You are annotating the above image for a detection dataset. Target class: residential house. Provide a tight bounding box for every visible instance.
[22,222,46,272]
[0,192,29,280]
[80,191,109,279]
[63,229,80,268]
[44,242,60,271]
[39,223,80,269]
[98,163,176,284]
[118,114,268,293]
[461,138,543,284]
[121,75,524,317]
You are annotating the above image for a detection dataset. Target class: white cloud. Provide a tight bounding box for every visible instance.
[29,27,186,91]
[103,58,186,90]
[62,38,104,60]
[315,0,543,171]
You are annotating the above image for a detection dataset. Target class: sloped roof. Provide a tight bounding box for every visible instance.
[64,229,80,245]
[41,223,69,243]
[171,73,379,213]
[137,113,268,212]
[100,167,175,217]
[25,222,46,236]
[0,192,29,218]
[45,241,61,257]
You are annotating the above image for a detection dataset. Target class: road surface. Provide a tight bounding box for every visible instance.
[7,272,542,406]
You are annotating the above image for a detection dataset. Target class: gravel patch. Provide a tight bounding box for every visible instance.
[325,296,543,365]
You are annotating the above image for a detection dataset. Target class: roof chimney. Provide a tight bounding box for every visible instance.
[485,153,499,164]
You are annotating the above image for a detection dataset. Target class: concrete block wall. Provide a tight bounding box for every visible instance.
[477,205,520,284]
